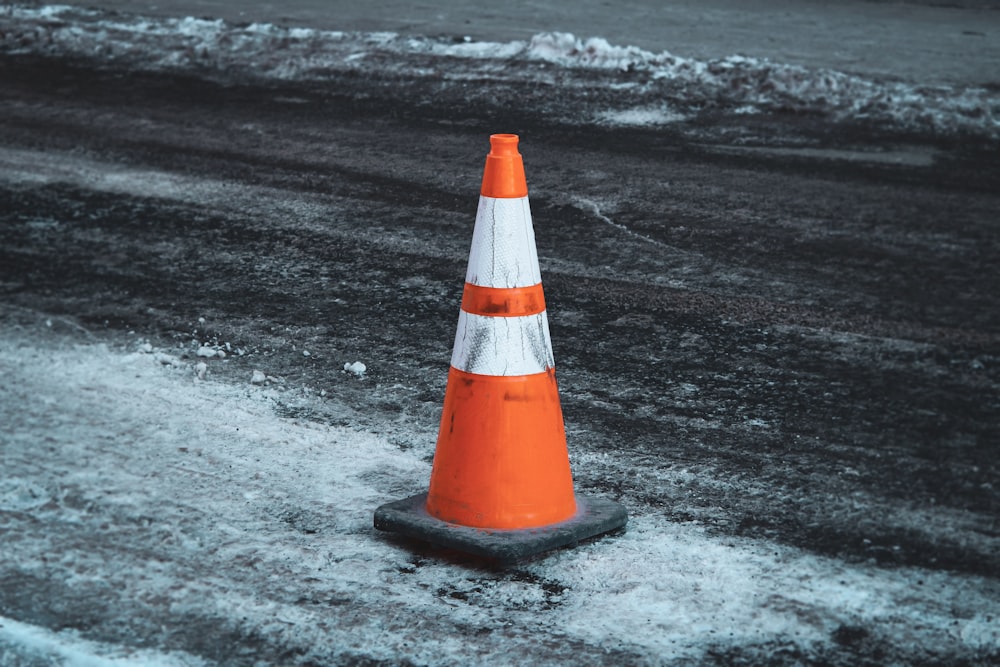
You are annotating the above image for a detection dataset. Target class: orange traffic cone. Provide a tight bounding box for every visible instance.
[374,134,627,562]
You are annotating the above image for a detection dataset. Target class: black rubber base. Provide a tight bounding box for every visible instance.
[373,493,627,563]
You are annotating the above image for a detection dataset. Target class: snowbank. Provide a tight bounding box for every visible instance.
[1,4,997,137]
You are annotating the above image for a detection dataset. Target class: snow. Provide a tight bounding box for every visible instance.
[343,360,367,377]
[1,320,998,663]
[0,615,208,667]
[595,106,688,126]
[153,351,181,367]
[1,4,997,137]
[527,32,659,71]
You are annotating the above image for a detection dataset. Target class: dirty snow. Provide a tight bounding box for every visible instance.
[1,320,997,663]
[0,615,208,667]
[1,4,997,137]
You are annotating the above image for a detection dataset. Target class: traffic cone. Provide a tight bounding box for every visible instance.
[374,134,627,562]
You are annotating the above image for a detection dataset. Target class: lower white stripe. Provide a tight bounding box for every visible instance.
[450,310,555,376]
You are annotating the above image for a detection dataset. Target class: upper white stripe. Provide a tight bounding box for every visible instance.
[450,310,555,376]
[465,196,542,289]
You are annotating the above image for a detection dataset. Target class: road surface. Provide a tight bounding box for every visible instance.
[0,3,998,665]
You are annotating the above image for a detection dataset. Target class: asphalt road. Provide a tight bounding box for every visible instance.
[1,16,999,665]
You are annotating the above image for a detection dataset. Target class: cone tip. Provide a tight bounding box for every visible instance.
[482,134,527,198]
[489,134,519,156]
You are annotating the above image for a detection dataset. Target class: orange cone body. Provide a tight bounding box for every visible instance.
[425,134,577,529]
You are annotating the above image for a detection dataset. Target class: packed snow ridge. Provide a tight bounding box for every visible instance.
[2,4,998,137]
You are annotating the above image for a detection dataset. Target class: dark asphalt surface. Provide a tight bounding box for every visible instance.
[1,42,999,664]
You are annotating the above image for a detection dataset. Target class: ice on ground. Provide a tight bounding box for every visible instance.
[0,325,998,663]
[0,5,996,137]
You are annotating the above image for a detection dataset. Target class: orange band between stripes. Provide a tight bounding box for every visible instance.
[461,282,546,317]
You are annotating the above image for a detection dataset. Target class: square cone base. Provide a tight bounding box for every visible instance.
[374,493,627,563]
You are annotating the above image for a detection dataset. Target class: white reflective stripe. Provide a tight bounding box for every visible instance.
[465,196,542,289]
[451,310,555,376]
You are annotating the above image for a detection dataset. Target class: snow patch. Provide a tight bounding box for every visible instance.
[596,106,688,126]
[0,329,998,662]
